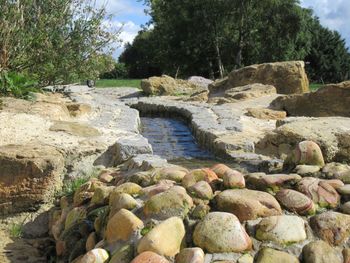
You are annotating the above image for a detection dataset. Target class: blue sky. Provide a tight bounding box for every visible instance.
[97,0,350,58]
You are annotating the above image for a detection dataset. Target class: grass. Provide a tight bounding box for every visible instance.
[310,83,324,91]
[9,223,24,238]
[95,79,141,89]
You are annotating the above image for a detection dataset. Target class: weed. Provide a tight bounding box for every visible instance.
[9,223,24,238]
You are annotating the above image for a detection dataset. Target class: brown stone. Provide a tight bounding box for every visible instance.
[246,108,287,120]
[0,144,64,215]
[49,121,100,137]
[131,252,169,263]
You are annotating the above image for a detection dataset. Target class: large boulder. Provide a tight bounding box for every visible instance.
[0,144,65,215]
[209,61,309,95]
[271,81,350,117]
[141,75,204,96]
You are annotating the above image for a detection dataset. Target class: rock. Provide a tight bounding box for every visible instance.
[188,181,213,200]
[216,189,282,221]
[209,61,309,95]
[297,177,340,208]
[182,169,219,188]
[310,211,350,245]
[341,201,350,214]
[109,193,138,217]
[271,81,350,117]
[49,121,100,137]
[175,248,205,263]
[256,215,307,244]
[256,117,350,163]
[286,141,325,168]
[153,166,189,183]
[91,186,113,205]
[65,207,87,230]
[191,203,210,220]
[294,165,321,177]
[143,186,193,220]
[188,76,213,89]
[255,248,299,263]
[302,240,342,263]
[105,209,144,244]
[98,171,114,183]
[109,245,134,263]
[223,169,245,189]
[322,179,344,189]
[86,232,96,251]
[276,189,316,215]
[73,180,104,207]
[246,173,301,192]
[137,217,185,257]
[141,75,203,96]
[113,183,142,196]
[79,248,109,263]
[0,144,65,214]
[187,90,209,102]
[246,108,287,120]
[131,252,169,263]
[142,180,175,198]
[220,84,277,102]
[337,184,350,195]
[322,162,350,183]
[211,164,232,178]
[66,103,92,117]
[343,248,350,263]
[238,254,254,263]
[193,212,252,253]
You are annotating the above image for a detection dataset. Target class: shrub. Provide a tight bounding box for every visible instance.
[0,71,40,98]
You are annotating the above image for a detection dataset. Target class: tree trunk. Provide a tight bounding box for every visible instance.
[214,37,224,78]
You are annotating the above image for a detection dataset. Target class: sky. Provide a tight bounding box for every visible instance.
[97,0,350,58]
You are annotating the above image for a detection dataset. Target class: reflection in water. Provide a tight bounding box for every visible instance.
[140,117,214,161]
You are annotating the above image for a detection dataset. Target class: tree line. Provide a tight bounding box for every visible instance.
[0,0,117,97]
[119,0,350,83]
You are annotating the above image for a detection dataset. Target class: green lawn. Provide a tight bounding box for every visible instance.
[95,79,141,89]
[309,83,324,91]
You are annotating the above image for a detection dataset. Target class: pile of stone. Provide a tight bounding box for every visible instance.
[49,140,350,263]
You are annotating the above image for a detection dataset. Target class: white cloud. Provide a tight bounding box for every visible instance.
[300,0,350,47]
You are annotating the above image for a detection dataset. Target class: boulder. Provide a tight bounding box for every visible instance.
[0,144,65,215]
[175,248,205,263]
[302,240,342,263]
[297,177,340,208]
[276,189,316,215]
[246,108,287,120]
[152,166,189,183]
[141,75,204,96]
[255,248,299,263]
[209,61,309,95]
[143,186,193,220]
[137,217,185,257]
[246,173,301,192]
[188,76,213,89]
[131,252,169,263]
[109,193,138,217]
[188,181,213,200]
[310,211,350,246]
[105,209,144,244]
[271,81,350,117]
[256,215,307,244]
[193,212,252,253]
[218,84,277,102]
[215,189,282,221]
[322,162,350,183]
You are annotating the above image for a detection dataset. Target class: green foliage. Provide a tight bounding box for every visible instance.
[9,223,24,238]
[100,63,129,79]
[0,71,40,98]
[309,83,324,91]
[95,79,141,89]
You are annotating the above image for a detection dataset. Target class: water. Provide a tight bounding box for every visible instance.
[140,117,214,161]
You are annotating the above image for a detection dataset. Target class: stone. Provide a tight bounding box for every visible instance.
[223,169,245,189]
[237,254,254,263]
[322,179,344,189]
[221,84,277,102]
[322,162,350,183]
[109,193,138,217]
[65,207,87,230]
[98,172,114,183]
[211,164,232,178]
[191,203,210,220]
[216,189,282,221]
[188,181,213,200]
[276,189,316,215]
[131,252,169,263]
[294,165,321,176]
[109,245,134,263]
[142,180,175,197]
[271,81,350,117]
[113,183,142,196]
[143,186,193,220]
[209,61,309,95]
[341,201,350,214]
[91,186,113,205]
[141,75,204,96]
[246,108,287,120]
[105,209,144,244]
[0,144,65,214]
[255,248,299,263]
[337,184,350,195]
[187,90,209,102]
[152,166,189,183]
[343,248,350,263]
[256,215,307,244]
[287,141,325,168]
[193,212,252,253]
[73,180,104,207]
[79,248,109,263]
[182,168,219,188]
[137,217,185,257]
[188,76,213,89]
[246,173,301,192]
[66,103,92,117]
[175,248,205,263]
[297,177,340,208]
[302,240,342,263]
[49,121,100,137]
[310,211,350,246]
[86,232,96,251]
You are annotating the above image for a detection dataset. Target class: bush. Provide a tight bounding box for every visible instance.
[0,71,40,98]
[100,63,129,79]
